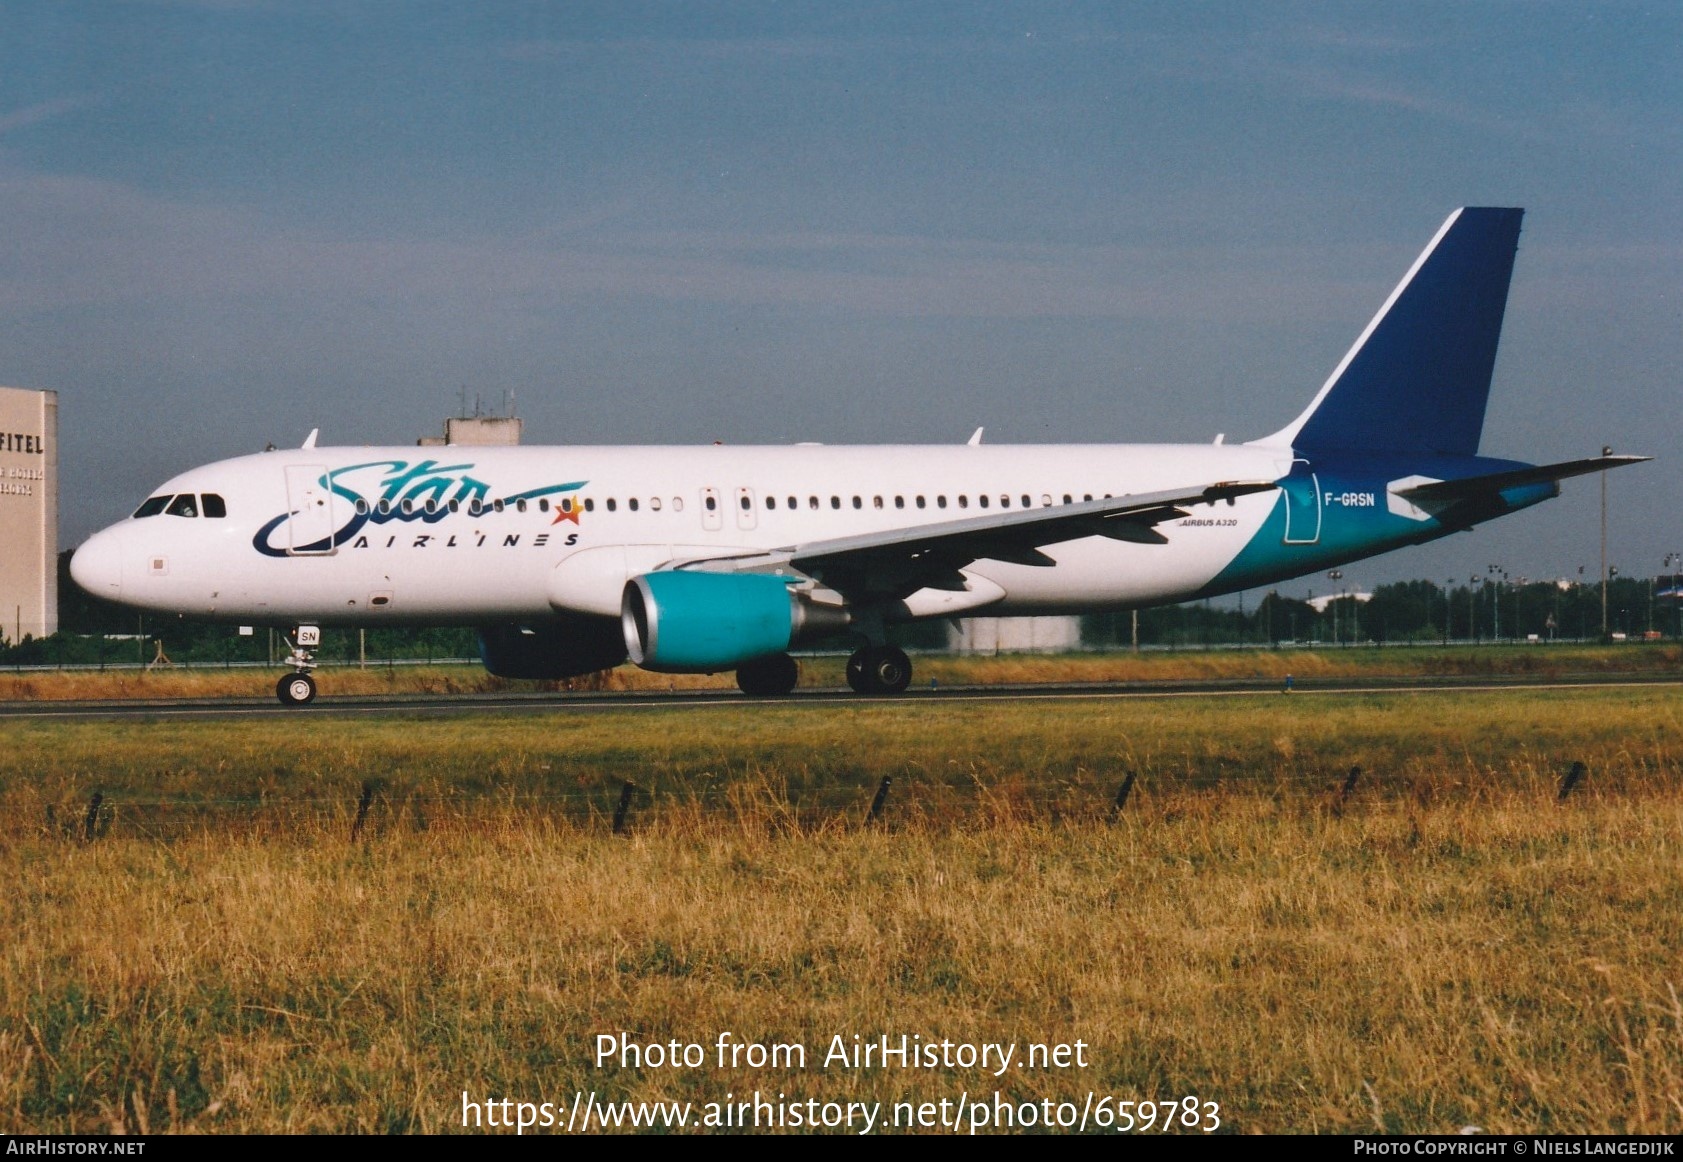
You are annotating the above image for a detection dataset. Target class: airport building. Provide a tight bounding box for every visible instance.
[0,387,58,642]
[417,415,523,446]
[947,616,1081,654]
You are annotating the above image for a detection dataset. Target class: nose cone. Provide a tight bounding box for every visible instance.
[70,528,126,601]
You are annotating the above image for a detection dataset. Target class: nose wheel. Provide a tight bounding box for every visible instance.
[277,672,317,706]
[845,645,912,695]
[275,624,321,707]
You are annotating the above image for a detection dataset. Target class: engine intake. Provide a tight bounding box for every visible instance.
[622,571,849,672]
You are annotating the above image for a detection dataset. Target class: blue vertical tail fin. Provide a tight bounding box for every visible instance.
[1253,207,1524,456]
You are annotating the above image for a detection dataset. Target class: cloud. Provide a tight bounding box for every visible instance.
[0,165,1385,327]
[0,96,93,136]
[496,35,846,65]
[1155,23,1541,140]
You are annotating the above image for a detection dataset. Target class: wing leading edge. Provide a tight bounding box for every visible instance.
[1395,454,1650,505]
[1390,454,1650,531]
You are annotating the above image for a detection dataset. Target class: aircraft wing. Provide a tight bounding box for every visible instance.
[678,480,1277,602]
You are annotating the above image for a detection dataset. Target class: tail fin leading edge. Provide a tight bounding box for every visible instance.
[1256,207,1524,456]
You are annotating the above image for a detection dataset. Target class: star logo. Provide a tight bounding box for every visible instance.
[552,496,582,525]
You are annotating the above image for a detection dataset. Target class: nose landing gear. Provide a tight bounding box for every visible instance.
[276,624,321,706]
[277,671,317,705]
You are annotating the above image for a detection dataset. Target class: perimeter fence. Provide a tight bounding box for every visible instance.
[26,757,1619,847]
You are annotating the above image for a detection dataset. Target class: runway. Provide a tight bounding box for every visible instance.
[4,672,1679,722]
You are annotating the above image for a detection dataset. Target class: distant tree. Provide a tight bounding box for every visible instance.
[1365,580,1442,642]
[1253,591,1317,644]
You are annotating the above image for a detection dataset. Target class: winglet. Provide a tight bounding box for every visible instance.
[967,427,984,446]
[301,428,319,450]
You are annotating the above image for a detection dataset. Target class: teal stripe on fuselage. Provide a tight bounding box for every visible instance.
[1195,454,1553,599]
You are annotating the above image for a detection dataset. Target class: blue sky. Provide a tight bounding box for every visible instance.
[2,2,1678,593]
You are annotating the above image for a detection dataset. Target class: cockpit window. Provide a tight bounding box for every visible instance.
[201,493,227,518]
[133,495,171,519]
[165,494,199,518]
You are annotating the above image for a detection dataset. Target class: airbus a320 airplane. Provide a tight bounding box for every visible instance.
[71,208,1646,704]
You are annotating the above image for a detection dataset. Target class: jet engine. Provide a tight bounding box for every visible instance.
[621,571,849,672]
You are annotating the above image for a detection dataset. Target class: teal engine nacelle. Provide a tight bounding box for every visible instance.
[621,571,850,672]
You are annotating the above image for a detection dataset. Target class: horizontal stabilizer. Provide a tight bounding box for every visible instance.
[1397,455,1650,504]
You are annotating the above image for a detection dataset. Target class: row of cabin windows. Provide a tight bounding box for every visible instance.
[133,493,227,519]
[348,496,596,517]
[754,493,1096,512]
[214,490,1111,521]
[625,492,1104,513]
[131,488,1106,524]
[339,491,1109,517]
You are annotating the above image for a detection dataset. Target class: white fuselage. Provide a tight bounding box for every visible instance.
[72,441,1295,626]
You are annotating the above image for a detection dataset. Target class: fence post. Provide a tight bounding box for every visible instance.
[83,792,104,842]
[612,781,637,835]
[350,782,374,841]
[1340,765,1362,803]
[1110,772,1137,820]
[867,777,892,825]
[1558,761,1586,802]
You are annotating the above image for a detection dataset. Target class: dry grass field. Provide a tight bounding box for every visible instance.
[2,684,1681,1134]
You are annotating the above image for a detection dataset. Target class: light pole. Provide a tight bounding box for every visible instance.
[1577,565,1587,641]
[1327,570,1344,646]
[1601,445,1613,640]
[1445,580,1455,645]
[1675,552,1682,639]
[1494,562,1507,643]
[1666,553,1682,639]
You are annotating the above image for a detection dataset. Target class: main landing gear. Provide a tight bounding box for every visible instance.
[734,646,912,697]
[276,624,321,707]
[845,645,912,695]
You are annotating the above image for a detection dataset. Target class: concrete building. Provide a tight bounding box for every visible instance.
[417,415,523,446]
[0,387,57,642]
[1305,591,1372,613]
[947,616,1082,654]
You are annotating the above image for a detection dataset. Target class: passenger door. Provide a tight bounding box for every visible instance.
[284,465,338,554]
[734,486,757,531]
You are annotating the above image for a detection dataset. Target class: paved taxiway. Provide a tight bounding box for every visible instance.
[3,673,1678,722]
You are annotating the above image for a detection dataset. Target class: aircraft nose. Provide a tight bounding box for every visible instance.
[70,529,125,600]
